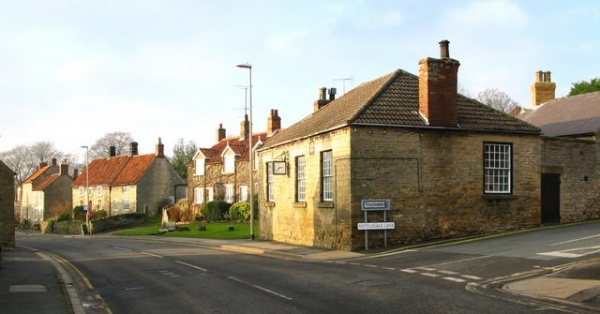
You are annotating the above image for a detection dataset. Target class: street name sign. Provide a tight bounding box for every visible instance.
[357,222,395,230]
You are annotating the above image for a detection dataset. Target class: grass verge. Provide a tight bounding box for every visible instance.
[112,222,255,240]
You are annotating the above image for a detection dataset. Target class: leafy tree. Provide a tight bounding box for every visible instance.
[568,78,600,96]
[476,88,516,113]
[89,131,134,159]
[171,138,197,179]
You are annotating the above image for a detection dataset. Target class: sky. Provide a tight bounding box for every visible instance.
[1,0,599,163]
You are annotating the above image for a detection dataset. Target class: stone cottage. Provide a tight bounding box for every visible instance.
[72,139,185,217]
[20,158,73,224]
[518,72,600,224]
[0,159,15,248]
[188,110,282,216]
[257,40,542,251]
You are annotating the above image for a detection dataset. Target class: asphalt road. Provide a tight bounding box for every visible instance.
[16,233,566,314]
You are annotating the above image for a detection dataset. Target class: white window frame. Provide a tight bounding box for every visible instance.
[206,187,214,202]
[223,153,235,173]
[267,162,275,202]
[123,199,130,211]
[240,185,248,202]
[97,186,102,196]
[195,158,205,176]
[112,200,118,211]
[484,142,512,194]
[194,187,204,204]
[225,184,235,203]
[78,186,84,196]
[296,156,306,202]
[321,150,333,201]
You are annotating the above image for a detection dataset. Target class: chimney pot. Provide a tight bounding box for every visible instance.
[109,146,116,157]
[439,40,450,58]
[130,142,139,156]
[328,88,337,100]
[216,123,226,142]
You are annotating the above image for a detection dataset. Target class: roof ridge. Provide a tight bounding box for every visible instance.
[349,69,405,123]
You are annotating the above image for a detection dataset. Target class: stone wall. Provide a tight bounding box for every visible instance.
[541,137,600,222]
[0,160,15,248]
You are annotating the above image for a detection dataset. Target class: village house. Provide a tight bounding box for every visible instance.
[257,40,542,251]
[0,159,15,248]
[20,158,74,224]
[518,72,600,224]
[72,139,184,217]
[188,110,281,216]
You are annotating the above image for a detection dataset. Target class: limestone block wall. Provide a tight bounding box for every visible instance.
[137,158,184,216]
[541,137,600,222]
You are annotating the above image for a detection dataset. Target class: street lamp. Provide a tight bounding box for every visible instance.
[81,145,90,234]
[237,63,254,240]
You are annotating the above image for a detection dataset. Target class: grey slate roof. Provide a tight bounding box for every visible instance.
[262,69,540,149]
[518,91,600,137]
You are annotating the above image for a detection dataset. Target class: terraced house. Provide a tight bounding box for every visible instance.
[188,110,281,216]
[257,41,542,251]
[72,139,184,217]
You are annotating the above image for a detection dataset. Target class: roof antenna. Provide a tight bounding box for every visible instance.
[333,77,353,94]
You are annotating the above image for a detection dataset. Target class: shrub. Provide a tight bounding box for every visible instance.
[201,201,231,221]
[57,212,71,222]
[73,206,86,221]
[229,202,250,221]
[93,210,108,219]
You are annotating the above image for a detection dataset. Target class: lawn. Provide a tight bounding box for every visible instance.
[112,222,256,239]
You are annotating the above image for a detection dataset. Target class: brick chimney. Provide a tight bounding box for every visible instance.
[240,114,250,140]
[418,40,460,127]
[313,87,334,112]
[109,146,116,157]
[59,163,69,176]
[51,158,57,166]
[130,142,139,156]
[267,109,281,136]
[531,70,556,107]
[39,162,48,170]
[155,137,165,158]
[216,123,226,142]
[73,168,79,180]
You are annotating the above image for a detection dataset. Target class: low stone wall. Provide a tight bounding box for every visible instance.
[43,220,85,235]
[90,213,147,233]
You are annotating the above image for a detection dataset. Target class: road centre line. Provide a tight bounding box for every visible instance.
[438,270,459,275]
[141,252,164,258]
[382,267,396,270]
[421,273,439,277]
[400,269,418,273]
[460,275,482,280]
[418,255,493,268]
[443,277,466,283]
[175,260,208,272]
[416,267,437,271]
[228,276,293,300]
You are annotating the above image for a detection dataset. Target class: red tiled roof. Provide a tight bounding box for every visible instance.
[72,154,156,187]
[518,91,600,137]
[262,69,540,149]
[22,165,51,184]
[33,173,59,191]
[201,133,268,164]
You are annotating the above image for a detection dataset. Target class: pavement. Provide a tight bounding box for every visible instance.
[2,231,600,314]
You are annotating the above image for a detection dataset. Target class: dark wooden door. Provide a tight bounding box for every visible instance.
[541,173,560,224]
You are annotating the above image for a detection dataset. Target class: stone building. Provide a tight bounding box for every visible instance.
[188,110,281,216]
[519,74,600,224]
[20,158,73,224]
[0,159,15,248]
[257,40,542,251]
[72,139,185,217]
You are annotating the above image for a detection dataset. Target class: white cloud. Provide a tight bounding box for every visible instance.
[53,59,97,87]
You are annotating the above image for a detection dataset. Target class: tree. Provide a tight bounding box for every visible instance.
[171,138,197,180]
[568,78,600,96]
[0,145,36,183]
[476,88,516,113]
[89,131,134,160]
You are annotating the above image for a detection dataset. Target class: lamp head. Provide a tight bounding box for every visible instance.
[236,63,252,69]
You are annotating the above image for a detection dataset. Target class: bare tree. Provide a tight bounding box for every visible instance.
[30,141,59,164]
[476,88,517,113]
[0,145,36,182]
[89,131,134,159]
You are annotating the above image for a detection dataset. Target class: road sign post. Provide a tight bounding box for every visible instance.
[360,199,394,250]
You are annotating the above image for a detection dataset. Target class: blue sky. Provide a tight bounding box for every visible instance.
[1,0,599,162]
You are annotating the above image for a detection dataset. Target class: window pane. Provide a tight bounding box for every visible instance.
[321,151,333,201]
[483,143,511,193]
[296,156,306,202]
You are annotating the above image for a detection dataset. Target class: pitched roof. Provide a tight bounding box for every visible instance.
[22,165,52,184]
[518,91,600,137]
[262,69,540,149]
[199,133,269,164]
[72,154,156,187]
[33,173,59,191]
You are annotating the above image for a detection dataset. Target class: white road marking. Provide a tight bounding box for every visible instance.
[416,267,437,271]
[400,269,418,273]
[382,267,396,270]
[228,276,293,300]
[438,270,459,275]
[141,252,163,258]
[443,277,466,283]
[537,245,600,258]
[552,234,600,246]
[363,264,378,268]
[175,260,208,272]
[461,275,482,280]
[421,273,439,277]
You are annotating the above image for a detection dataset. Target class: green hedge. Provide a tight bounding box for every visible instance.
[201,201,231,221]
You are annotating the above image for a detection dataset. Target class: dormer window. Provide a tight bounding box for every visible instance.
[224,153,235,173]
[195,158,205,175]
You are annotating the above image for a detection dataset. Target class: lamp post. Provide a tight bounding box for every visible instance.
[237,63,254,240]
[81,145,90,234]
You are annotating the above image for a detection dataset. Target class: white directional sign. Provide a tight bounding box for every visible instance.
[357,222,395,230]
[361,199,391,211]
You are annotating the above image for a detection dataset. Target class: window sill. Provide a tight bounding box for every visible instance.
[318,201,334,208]
[482,194,519,201]
[266,202,276,208]
[293,202,307,208]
